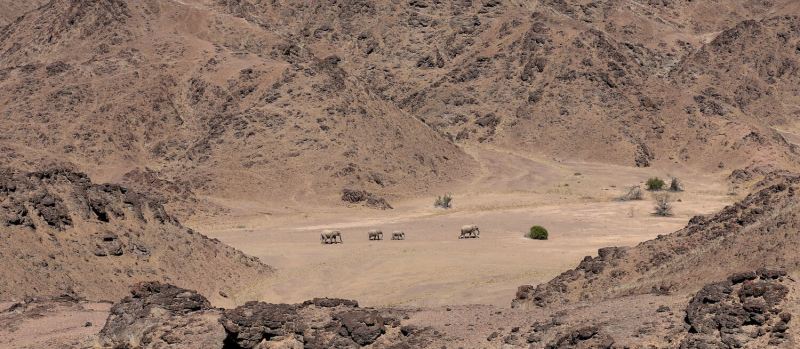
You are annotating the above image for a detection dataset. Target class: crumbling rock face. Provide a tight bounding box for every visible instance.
[2,0,478,215]
[221,301,394,348]
[680,269,793,348]
[634,142,655,168]
[545,325,615,349]
[93,232,124,257]
[100,282,225,348]
[0,167,160,229]
[728,164,780,184]
[220,302,304,348]
[29,190,72,229]
[513,247,627,307]
[99,283,233,348]
[341,188,393,210]
[302,298,359,308]
[334,309,386,346]
[1,168,74,229]
[99,282,435,349]
[0,168,271,301]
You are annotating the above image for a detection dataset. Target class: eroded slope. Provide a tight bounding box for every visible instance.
[0,167,271,302]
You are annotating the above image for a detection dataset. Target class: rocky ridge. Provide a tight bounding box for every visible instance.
[0,167,271,302]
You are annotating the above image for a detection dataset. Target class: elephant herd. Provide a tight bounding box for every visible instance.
[321,225,480,244]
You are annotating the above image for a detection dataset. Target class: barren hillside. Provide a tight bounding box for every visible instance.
[0,0,475,214]
[1,0,798,217]
[0,167,270,303]
[514,171,800,307]
[0,1,45,27]
[206,0,800,170]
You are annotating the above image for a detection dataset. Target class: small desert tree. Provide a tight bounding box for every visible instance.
[528,225,549,240]
[669,177,684,192]
[618,185,643,201]
[646,177,666,191]
[434,193,453,209]
[653,194,673,216]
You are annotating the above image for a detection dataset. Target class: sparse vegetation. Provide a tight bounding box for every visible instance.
[617,186,643,201]
[646,177,666,191]
[434,193,453,209]
[528,225,549,240]
[669,177,684,192]
[653,194,673,216]
[727,184,739,196]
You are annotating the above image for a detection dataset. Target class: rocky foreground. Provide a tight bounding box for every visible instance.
[2,268,794,348]
[102,270,795,348]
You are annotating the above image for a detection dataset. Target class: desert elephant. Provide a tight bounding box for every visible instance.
[368,229,384,240]
[459,224,480,239]
[391,231,405,240]
[321,230,343,244]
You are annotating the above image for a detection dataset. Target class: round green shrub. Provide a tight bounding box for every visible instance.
[646,177,666,191]
[528,225,548,240]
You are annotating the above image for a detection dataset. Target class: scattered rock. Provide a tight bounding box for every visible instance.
[341,188,393,210]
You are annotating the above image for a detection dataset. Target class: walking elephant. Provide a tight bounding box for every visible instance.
[368,229,384,240]
[459,225,480,239]
[321,230,343,244]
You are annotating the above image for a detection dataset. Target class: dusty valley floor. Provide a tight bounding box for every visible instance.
[193,146,734,307]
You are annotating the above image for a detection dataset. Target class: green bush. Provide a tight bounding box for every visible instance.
[434,193,453,209]
[646,177,666,191]
[528,225,548,240]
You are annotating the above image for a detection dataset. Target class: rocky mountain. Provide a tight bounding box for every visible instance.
[210,0,800,171]
[0,0,474,212]
[1,0,798,214]
[0,167,271,302]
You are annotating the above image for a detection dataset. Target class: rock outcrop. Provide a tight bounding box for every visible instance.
[681,269,793,348]
[0,168,271,302]
[99,282,439,349]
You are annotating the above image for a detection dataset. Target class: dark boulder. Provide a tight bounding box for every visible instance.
[334,309,387,346]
